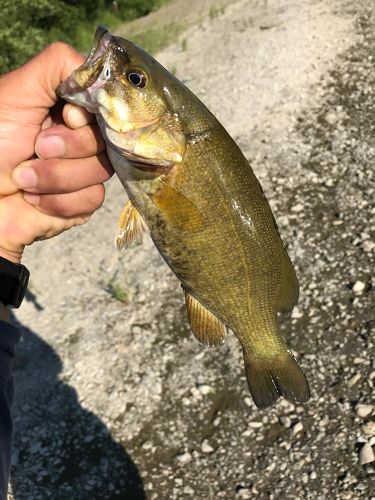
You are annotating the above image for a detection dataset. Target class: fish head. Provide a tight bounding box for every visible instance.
[59,26,189,172]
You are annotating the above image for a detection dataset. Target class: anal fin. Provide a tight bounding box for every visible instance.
[184,290,226,347]
[115,200,147,250]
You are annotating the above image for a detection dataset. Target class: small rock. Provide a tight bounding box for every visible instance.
[279,416,292,428]
[176,452,192,464]
[198,384,213,395]
[243,397,253,407]
[291,307,303,319]
[359,443,375,465]
[356,404,373,418]
[249,421,263,429]
[292,422,304,434]
[201,440,215,454]
[291,203,304,212]
[325,111,339,124]
[362,422,375,436]
[352,281,366,294]
[237,488,251,499]
[363,240,375,253]
[348,373,361,387]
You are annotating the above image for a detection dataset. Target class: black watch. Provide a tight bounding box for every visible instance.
[0,256,30,308]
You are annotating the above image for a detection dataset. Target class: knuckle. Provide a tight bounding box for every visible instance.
[45,42,74,58]
[89,184,105,211]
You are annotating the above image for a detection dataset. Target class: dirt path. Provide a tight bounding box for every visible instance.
[9,0,374,498]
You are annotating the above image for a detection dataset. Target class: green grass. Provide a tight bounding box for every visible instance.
[107,282,128,303]
[125,21,183,54]
[75,11,123,53]
[75,0,173,54]
[209,5,226,20]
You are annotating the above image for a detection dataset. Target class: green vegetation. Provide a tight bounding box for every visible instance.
[125,21,182,55]
[107,281,128,303]
[0,0,170,73]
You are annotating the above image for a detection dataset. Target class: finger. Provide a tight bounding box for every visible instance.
[23,184,106,218]
[63,103,94,129]
[35,123,105,160]
[13,154,113,194]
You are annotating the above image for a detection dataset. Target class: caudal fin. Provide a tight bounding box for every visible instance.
[244,351,310,409]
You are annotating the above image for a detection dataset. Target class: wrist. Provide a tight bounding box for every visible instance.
[0,246,22,264]
[0,302,10,322]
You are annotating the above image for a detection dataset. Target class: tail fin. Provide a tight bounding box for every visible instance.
[244,351,310,408]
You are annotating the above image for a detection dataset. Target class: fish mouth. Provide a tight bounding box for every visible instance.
[57,26,112,109]
[85,26,111,66]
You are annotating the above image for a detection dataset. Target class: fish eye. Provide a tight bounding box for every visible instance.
[127,70,147,88]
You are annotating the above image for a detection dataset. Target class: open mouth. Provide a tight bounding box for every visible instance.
[57,26,112,104]
[84,26,111,68]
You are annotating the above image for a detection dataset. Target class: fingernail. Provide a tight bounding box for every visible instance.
[23,193,40,206]
[13,167,38,189]
[35,134,66,159]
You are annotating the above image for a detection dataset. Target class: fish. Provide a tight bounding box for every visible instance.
[58,26,310,408]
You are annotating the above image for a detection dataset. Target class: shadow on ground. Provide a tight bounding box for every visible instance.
[9,314,145,500]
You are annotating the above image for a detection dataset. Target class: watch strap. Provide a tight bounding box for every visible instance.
[0,256,30,308]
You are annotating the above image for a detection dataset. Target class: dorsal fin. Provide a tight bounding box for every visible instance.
[115,200,147,250]
[184,290,226,347]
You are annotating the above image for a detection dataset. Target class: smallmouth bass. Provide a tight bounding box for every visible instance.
[59,26,310,408]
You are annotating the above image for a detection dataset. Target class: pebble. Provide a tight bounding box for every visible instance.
[201,440,215,454]
[183,486,194,495]
[237,488,251,499]
[279,416,292,428]
[198,384,213,395]
[359,444,375,465]
[348,373,361,387]
[325,111,339,124]
[176,452,192,464]
[243,397,253,407]
[356,404,373,418]
[363,240,375,253]
[352,281,366,294]
[249,421,263,429]
[291,203,304,212]
[292,422,304,434]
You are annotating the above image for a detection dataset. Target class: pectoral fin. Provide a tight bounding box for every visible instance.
[149,180,204,232]
[184,290,226,347]
[115,200,147,250]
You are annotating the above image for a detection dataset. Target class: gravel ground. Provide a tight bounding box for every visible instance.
[8,0,375,498]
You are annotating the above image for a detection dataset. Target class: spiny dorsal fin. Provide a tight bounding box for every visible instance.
[115,200,148,251]
[184,290,226,347]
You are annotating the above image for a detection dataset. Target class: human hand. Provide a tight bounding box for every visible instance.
[0,43,113,264]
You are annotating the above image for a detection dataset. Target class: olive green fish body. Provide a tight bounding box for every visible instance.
[59,27,310,408]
